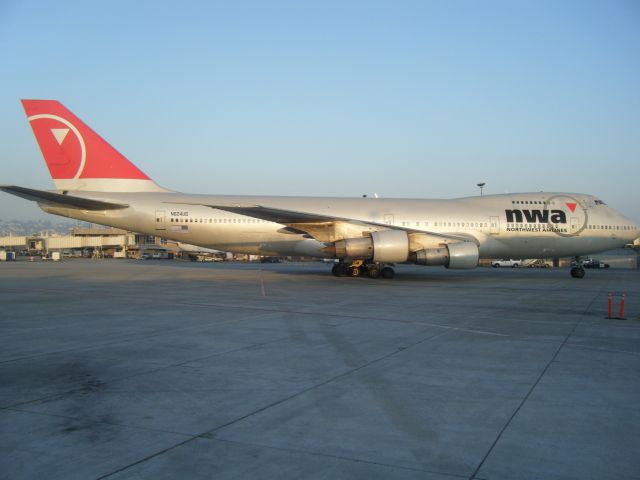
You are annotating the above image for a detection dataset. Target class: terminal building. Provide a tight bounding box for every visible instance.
[0,227,180,259]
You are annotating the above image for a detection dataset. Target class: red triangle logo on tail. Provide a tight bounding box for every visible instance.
[566,202,577,213]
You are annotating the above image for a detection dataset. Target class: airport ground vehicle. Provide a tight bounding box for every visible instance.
[260,256,281,263]
[583,259,610,269]
[527,259,551,268]
[492,259,521,268]
[41,251,60,261]
[2,100,639,279]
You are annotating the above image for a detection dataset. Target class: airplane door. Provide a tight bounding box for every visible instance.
[490,216,500,235]
[571,217,579,233]
[155,210,166,230]
[384,214,394,225]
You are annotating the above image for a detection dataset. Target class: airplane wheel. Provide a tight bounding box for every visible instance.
[381,266,395,279]
[367,266,380,279]
[332,264,347,277]
[570,267,585,279]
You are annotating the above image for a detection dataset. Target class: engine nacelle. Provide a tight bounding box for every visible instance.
[334,236,373,259]
[412,246,449,266]
[334,230,409,263]
[371,230,409,263]
[446,242,479,268]
[412,242,479,269]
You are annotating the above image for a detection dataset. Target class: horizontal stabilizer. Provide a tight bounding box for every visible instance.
[0,185,129,210]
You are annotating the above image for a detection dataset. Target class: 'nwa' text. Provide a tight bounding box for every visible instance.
[505,209,567,224]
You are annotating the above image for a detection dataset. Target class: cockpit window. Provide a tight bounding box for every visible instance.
[594,199,606,205]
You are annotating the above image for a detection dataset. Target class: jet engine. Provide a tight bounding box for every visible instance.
[334,230,478,268]
[334,230,409,263]
[412,241,479,269]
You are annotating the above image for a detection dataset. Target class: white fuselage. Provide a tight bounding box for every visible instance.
[42,191,639,260]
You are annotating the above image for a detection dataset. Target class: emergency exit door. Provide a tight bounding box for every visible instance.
[490,216,500,235]
[571,217,580,233]
[155,210,166,230]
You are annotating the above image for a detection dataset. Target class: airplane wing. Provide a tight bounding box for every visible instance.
[171,202,478,245]
[0,185,129,210]
[194,204,339,224]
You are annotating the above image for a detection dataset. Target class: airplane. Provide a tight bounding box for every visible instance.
[2,99,638,279]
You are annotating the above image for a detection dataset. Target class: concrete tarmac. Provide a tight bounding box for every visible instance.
[1,260,639,479]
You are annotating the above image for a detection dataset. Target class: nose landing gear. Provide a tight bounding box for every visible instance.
[570,266,585,278]
[570,257,586,278]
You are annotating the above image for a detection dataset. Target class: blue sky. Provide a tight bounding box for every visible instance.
[1,0,639,222]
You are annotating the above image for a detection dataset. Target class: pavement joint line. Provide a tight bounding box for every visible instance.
[201,328,452,436]
[7,313,621,412]
[0,316,254,365]
[3,300,601,367]
[94,328,453,479]
[1,283,614,299]
[496,398,640,413]
[484,335,613,353]
[0,284,600,313]
[1,336,291,410]
[468,291,602,480]
[2,406,195,438]
[2,303,620,365]
[563,343,640,357]
[179,300,593,323]
[209,436,469,479]
[175,300,554,337]
[2,317,502,412]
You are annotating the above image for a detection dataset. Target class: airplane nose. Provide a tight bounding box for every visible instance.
[619,212,640,239]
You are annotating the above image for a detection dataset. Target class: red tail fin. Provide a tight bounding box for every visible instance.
[21,100,167,192]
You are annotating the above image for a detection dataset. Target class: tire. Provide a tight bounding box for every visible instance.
[367,266,380,279]
[570,267,585,279]
[381,266,395,279]
[493,264,499,268]
[512,264,519,268]
[332,264,347,277]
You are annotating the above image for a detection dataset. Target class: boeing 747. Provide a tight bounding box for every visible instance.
[2,100,638,279]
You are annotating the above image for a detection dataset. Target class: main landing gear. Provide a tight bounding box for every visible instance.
[570,256,586,279]
[331,260,395,279]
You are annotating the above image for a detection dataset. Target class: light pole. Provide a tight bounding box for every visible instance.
[477,183,486,196]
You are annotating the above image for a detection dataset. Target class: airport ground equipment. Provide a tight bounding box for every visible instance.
[607,291,627,320]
